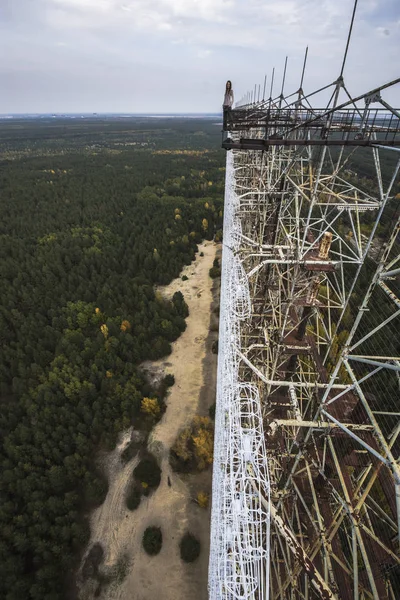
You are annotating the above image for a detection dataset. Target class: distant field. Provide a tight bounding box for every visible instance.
[0,116,223,158]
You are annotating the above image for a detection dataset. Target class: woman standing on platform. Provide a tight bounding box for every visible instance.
[223,80,234,130]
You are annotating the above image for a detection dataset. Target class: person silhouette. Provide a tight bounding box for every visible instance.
[223,80,234,130]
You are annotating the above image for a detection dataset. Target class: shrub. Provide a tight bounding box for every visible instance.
[214,230,223,243]
[164,373,175,387]
[197,492,209,508]
[173,291,189,317]
[121,442,136,464]
[121,438,143,464]
[171,416,214,473]
[200,252,204,257]
[82,543,104,580]
[141,397,161,418]
[126,484,141,511]
[126,453,161,509]
[209,315,219,332]
[134,454,161,489]
[208,402,216,420]
[181,275,188,281]
[180,532,201,563]
[142,526,162,556]
[209,266,221,279]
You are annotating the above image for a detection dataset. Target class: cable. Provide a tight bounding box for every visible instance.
[340,0,359,78]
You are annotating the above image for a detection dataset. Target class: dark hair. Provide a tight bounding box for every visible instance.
[225,80,232,92]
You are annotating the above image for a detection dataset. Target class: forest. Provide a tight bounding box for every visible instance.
[0,117,225,599]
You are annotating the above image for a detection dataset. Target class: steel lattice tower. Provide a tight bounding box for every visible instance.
[209,21,400,600]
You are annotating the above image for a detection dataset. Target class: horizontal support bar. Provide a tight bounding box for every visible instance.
[269,419,374,431]
[237,348,348,389]
[223,139,400,150]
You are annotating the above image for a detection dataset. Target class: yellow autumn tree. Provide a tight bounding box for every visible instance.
[202,218,208,232]
[106,370,113,378]
[192,426,214,470]
[120,319,131,332]
[141,397,161,418]
[100,324,108,339]
[172,428,192,462]
[175,214,182,221]
[197,491,209,508]
[95,307,101,315]
[172,416,214,471]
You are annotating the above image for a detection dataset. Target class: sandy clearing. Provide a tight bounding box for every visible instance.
[92,435,139,566]
[79,241,218,600]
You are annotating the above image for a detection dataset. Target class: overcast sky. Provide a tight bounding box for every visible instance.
[1,0,399,113]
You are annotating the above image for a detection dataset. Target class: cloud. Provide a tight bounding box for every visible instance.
[1,0,399,112]
[197,49,213,59]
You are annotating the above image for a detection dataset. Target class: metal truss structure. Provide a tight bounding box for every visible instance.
[209,151,271,600]
[209,32,400,600]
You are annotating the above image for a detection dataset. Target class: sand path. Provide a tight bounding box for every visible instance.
[80,241,217,600]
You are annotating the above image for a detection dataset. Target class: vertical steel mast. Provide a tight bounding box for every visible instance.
[210,10,400,598]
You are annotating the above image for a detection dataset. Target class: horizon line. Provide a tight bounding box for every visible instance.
[0,111,221,117]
